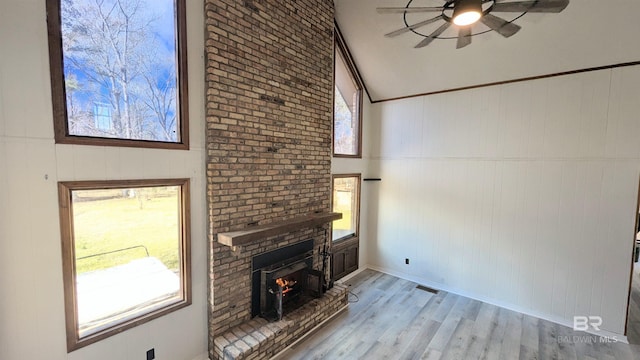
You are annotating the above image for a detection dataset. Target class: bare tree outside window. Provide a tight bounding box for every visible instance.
[333,30,362,157]
[47,0,189,148]
[334,85,356,154]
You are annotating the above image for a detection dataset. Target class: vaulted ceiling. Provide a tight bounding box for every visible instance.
[334,0,640,102]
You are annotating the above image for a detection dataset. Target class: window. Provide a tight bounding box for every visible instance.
[46,0,189,149]
[332,174,361,241]
[58,179,191,351]
[333,29,363,157]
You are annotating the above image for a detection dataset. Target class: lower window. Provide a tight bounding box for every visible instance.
[332,174,361,241]
[58,179,191,351]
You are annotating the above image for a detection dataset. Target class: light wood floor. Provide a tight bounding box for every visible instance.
[277,269,640,360]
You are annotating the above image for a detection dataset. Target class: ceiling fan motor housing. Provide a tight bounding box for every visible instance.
[452,0,484,26]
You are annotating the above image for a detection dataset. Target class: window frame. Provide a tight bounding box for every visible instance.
[58,178,192,352]
[46,0,190,149]
[333,27,364,158]
[331,173,361,243]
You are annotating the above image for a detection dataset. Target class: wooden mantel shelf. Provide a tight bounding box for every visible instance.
[217,212,342,247]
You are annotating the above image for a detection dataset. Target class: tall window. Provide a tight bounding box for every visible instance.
[334,30,363,157]
[46,0,189,149]
[58,179,191,351]
[332,174,361,241]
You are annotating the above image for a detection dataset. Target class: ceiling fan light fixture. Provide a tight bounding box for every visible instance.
[452,0,482,26]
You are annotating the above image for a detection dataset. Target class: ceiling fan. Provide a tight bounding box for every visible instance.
[377,0,569,49]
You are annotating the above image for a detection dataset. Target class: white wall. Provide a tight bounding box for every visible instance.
[369,66,640,335]
[0,1,208,359]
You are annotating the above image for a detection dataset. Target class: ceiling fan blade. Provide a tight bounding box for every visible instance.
[385,16,444,37]
[415,22,451,48]
[456,27,472,49]
[492,0,569,13]
[377,6,445,14]
[481,13,521,37]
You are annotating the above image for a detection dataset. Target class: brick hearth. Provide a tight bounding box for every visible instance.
[213,284,348,360]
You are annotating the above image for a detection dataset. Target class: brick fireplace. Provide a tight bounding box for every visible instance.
[204,0,339,359]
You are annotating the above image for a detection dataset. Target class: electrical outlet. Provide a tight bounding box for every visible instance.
[405,258,409,265]
[146,348,155,360]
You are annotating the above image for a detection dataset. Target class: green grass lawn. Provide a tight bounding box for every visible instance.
[72,189,180,274]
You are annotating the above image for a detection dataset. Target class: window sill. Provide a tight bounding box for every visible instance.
[332,154,362,159]
[332,235,358,249]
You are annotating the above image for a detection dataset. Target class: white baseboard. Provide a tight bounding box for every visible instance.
[190,353,210,360]
[366,265,628,344]
[335,266,368,283]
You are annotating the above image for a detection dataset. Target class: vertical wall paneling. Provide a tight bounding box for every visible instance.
[371,66,640,335]
[1,1,52,139]
[606,69,640,158]
[0,0,208,359]
[3,139,38,360]
[0,69,5,136]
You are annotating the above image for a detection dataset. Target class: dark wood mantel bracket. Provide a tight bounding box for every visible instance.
[217,212,342,247]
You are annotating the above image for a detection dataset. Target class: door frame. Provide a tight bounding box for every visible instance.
[624,177,640,336]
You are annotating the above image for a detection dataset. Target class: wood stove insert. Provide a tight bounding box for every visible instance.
[251,239,323,320]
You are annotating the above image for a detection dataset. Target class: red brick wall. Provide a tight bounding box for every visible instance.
[204,0,334,355]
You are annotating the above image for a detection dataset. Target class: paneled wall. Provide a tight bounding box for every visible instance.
[0,1,208,359]
[369,66,640,335]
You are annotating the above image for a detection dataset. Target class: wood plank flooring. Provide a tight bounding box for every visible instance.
[276,269,640,360]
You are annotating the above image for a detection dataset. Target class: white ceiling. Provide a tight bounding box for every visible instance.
[334,0,640,102]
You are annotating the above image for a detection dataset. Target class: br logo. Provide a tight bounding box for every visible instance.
[573,316,602,331]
